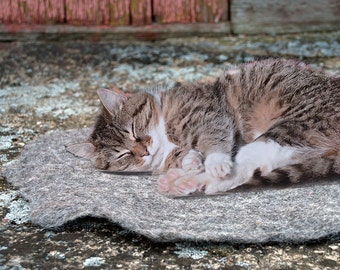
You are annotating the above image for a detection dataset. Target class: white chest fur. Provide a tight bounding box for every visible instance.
[145,117,177,170]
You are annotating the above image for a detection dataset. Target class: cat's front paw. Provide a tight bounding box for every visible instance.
[182,150,204,172]
[204,153,232,178]
[158,169,205,197]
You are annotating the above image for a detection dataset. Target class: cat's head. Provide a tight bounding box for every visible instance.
[67,88,161,171]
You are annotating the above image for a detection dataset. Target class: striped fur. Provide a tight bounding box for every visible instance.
[68,58,339,196]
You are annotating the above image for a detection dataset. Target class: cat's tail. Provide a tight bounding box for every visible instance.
[248,132,340,185]
[249,155,339,186]
[248,130,340,186]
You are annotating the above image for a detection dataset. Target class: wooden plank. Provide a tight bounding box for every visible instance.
[0,0,64,24]
[130,0,152,26]
[153,0,228,24]
[65,0,130,26]
[153,0,193,23]
[231,0,340,34]
[192,0,228,23]
[108,0,130,26]
[43,0,65,23]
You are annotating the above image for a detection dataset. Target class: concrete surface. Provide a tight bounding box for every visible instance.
[0,31,339,269]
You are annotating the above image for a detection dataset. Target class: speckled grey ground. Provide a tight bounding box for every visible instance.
[1,32,339,269]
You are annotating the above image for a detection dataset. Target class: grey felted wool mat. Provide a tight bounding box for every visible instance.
[3,129,340,243]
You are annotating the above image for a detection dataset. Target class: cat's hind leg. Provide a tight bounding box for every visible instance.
[159,150,232,197]
[158,139,337,197]
[158,140,308,197]
[203,139,339,194]
[158,168,210,196]
[203,140,305,194]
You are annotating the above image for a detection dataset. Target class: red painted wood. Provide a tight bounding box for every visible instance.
[65,0,130,26]
[0,0,228,26]
[0,0,64,24]
[131,0,152,26]
[153,0,192,23]
[153,0,228,23]
[192,0,229,23]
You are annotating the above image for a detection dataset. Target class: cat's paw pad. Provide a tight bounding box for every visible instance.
[158,169,204,197]
[204,153,232,178]
[182,150,204,172]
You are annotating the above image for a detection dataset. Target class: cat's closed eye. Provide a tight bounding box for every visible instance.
[116,151,131,159]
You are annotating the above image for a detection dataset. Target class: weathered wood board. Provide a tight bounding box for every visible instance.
[130,0,152,26]
[0,0,228,25]
[192,0,229,23]
[0,0,64,24]
[153,0,229,23]
[153,0,194,23]
[65,0,130,26]
[231,0,340,34]
[1,0,339,35]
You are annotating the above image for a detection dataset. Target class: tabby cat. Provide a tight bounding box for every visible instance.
[67,58,339,197]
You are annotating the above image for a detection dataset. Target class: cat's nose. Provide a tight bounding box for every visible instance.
[141,148,149,157]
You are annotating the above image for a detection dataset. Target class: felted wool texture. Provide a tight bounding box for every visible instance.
[3,129,340,243]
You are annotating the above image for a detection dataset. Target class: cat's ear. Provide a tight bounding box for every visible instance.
[66,143,97,159]
[97,88,127,115]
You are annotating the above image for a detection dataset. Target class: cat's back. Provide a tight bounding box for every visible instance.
[224,58,339,111]
[222,58,339,143]
[159,79,227,117]
[228,58,337,97]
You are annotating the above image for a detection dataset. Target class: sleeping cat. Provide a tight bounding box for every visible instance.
[67,58,339,197]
